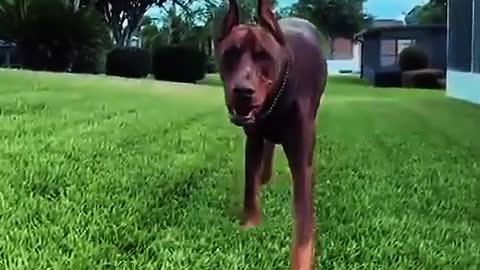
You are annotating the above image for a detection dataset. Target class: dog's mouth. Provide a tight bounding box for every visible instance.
[229,110,255,126]
[229,104,260,126]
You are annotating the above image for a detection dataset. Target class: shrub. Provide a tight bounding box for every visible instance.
[0,0,111,72]
[106,47,151,78]
[71,48,103,74]
[373,71,402,87]
[401,68,445,89]
[398,46,430,72]
[152,45,207,83]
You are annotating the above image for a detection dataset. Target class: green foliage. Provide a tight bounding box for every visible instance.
[0,0,111,72]
[106,47,151,78]
[140,24,161,49]
[405,5,423,25]
[407,0,447,25]
[93,0,192,46]
[287,0,373,39]
[399,46,430,72]
[417,5,447,25]
[152,45,207,83]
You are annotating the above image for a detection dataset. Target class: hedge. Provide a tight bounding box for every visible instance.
[105,47,151,78]
[152,45,207,83]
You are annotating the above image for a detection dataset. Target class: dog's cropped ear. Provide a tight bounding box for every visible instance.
[217,0,240,42]
[257,0,285,44]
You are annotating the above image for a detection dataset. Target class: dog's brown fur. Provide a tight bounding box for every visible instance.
[214,0,327,269]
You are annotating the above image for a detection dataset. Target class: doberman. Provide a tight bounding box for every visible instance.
[214,0,328,269]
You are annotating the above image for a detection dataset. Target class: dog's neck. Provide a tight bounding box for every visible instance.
[257,56,291,121]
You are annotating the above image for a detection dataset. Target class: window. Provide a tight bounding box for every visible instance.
[380,39,416,67]
[448,0,473,72]
[380,39,396,67]
[397,39,416,54]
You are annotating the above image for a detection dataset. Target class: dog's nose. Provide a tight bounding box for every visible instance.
[233,87,254,97]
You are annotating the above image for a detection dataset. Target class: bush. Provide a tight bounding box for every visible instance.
[152,45,207,83]
[398,46,430,72]
[373,71,403,87]
[0,0,111,72]
[401,68,445,89]
[71,48,103,74]
[106,47,151,78]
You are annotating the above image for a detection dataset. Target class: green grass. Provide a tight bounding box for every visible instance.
[0,69,479,270]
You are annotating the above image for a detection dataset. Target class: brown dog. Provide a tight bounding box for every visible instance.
[214,0,327,269]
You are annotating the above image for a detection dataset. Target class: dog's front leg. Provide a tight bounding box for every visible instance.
[283,123,316,270]
[240,134,265,228]
[260,140,275,185]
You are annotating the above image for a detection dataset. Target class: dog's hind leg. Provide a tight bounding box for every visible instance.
[260,140,275,185]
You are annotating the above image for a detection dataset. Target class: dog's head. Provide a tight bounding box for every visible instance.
[214,0,289,127]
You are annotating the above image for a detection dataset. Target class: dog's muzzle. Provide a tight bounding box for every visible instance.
[229,111,255,126]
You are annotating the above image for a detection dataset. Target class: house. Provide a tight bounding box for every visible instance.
[354,24,447,87]
[326,19,405,75]
[328,20,405,61]
[445,0,480,105]
[330,37,354,60]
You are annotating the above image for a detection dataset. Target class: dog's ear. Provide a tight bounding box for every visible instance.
[257,0,285,44]
[218,0,240,42]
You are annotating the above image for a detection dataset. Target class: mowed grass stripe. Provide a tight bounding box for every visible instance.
[315,90,480,269]
[0,69,479,269]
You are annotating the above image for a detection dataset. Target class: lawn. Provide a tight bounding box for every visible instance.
[0,69,479,270]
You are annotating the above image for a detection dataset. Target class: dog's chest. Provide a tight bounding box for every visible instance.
[252,115,292,144]
[260,125,284,144]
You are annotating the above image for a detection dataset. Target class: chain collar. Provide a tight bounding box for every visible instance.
[258,60,290,120]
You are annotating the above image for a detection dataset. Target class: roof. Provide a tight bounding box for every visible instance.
[354,24,447,41]
[371,19,404,27]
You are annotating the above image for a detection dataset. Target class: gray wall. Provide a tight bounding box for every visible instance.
[361,39,379,71]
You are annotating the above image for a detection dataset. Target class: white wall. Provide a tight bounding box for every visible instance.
[446,70,480,104]
[326,42,361,75]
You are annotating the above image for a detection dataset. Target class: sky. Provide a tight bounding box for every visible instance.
[278,0,428,20]
[147,0,429,22]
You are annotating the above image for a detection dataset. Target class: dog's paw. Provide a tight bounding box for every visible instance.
[240,213,261,229]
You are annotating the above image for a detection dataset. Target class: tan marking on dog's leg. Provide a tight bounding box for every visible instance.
[292,237,315,270]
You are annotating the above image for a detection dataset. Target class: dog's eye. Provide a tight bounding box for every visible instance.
[222,47,241,70]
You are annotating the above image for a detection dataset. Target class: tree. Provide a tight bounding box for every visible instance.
[288,0,372,40]
[404,5,423,25]
[88,0,196,46]
[416,0,447,25]
[0,0,110,72]
[138,15,161,49]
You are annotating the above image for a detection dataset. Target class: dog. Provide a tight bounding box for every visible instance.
[214,0,327,269]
